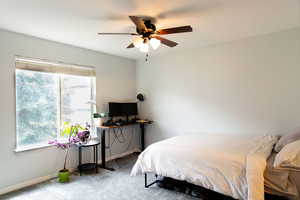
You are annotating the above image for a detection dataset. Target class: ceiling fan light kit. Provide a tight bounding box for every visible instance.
[133,37,144,48]
[98,15,193,53]
[133,37,161,53]
[149,38,161,50]
[139,41,150,53]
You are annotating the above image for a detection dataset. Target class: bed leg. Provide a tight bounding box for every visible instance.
[144,173,147,188]
[144,173,158,188]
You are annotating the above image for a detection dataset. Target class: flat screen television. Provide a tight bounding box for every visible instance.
[109,102,138,117]
[108,102,123,117]
[123,103,138,116]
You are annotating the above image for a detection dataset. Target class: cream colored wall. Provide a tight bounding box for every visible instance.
[137,27,300,146]
[0,29,138,191]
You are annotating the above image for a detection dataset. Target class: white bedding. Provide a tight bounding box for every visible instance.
[131,134,278,200]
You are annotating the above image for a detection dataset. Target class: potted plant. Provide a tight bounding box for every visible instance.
[77,123,91,144]
[49,122,83,183]
[93,113,107,126]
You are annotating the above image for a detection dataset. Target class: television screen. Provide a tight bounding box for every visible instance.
[123,103,138,116]
[108,102,138,117]
[108,102,123,117]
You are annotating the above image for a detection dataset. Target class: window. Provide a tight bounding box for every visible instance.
[16,70,59,148]
[15,58,96,151]
[61,75,94,125]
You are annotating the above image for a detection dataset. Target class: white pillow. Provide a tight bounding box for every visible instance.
[274,139,300,171]
[274,130,300,152]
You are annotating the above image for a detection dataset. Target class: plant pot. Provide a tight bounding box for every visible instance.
[99,118,103,126]
[58,169,70,183]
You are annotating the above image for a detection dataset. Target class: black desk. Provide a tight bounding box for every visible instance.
[97,121,152,171]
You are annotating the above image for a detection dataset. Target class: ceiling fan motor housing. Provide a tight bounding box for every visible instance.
[136,19,156,38]
[144,20,156,31]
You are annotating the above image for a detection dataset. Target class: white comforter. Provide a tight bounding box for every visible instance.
[131,134,278,200]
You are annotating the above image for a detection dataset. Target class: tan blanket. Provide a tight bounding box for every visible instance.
[264,152,299,199]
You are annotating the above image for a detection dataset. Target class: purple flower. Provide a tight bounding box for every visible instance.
[48,139,72,149]
[70,136,80,143]
[77,130,90,141]
[48,122,91,170]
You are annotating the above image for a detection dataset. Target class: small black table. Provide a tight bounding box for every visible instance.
[77,139,100,176]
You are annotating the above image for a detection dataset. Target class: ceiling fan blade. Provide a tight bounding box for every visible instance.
[151,35,178,47]
[98,33,139,35]
[126,43,135,48]
[129,16,146,31]
[156,25,192,35]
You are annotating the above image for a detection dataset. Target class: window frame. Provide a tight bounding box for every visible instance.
[58,73,96,143]
[14,62,96,153]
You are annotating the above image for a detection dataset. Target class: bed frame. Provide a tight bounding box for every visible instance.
[144,173,158,188]
[144,173,289,200]
[144,173,236,199]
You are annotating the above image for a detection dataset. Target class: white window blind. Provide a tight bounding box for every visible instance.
[15,57,96,77]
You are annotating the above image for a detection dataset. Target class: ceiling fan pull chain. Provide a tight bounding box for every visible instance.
[145,53,149,62]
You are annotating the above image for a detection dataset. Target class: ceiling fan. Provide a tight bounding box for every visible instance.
[98,16,193,53]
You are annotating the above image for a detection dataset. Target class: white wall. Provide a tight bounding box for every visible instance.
[1,25,300,193]
[137,27,300,146]
[0,29,138,191]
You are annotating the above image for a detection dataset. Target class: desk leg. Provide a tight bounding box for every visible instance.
[95,145,98,173]
[140,123,145,151]
[79,146,82,176]
[101,129,114,171]
[101,129,106,168]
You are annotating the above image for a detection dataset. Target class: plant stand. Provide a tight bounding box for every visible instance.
[77,139,100,176]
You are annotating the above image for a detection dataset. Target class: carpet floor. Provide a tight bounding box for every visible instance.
[0,153,285,200]
[0,153,198,200]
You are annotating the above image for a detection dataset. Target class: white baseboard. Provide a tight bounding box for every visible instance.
[104,148,140,162]
[0,174,55,196]
[0,149,140,196]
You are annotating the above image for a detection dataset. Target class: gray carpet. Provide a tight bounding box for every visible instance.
[0,153,198,200]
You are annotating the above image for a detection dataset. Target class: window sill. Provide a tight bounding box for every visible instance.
[15,143,55,153]
[15,135,98,153]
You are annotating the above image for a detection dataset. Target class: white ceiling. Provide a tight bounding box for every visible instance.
[0,0,299,59]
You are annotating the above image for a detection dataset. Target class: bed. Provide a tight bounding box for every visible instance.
[131,134,299,200]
